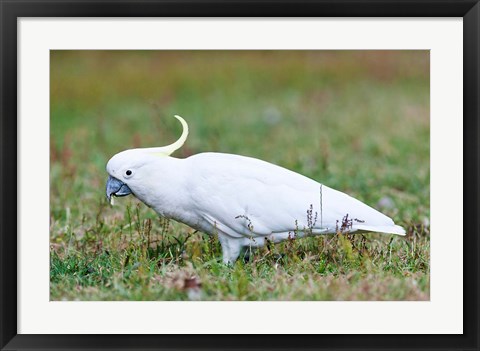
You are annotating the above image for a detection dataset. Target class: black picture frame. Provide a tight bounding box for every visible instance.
[1,1,478,350]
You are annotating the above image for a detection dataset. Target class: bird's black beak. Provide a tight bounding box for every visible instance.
[106,175,132,203]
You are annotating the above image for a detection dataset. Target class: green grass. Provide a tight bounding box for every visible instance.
[50,50,430,300]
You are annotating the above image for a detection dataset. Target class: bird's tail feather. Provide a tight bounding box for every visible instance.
[354,224,406,236]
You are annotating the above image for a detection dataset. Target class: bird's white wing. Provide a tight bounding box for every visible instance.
[185,152,402,238]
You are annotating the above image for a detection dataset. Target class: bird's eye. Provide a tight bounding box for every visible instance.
[125,170,132,176]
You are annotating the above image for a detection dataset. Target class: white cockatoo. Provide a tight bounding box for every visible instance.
[106,115,405,263]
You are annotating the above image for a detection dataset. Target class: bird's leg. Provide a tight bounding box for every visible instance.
[217,233,242,264]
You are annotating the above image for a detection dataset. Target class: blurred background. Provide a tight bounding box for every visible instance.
[50,51,429,300]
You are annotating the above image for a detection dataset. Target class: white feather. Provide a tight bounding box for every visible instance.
[106,116,405,263]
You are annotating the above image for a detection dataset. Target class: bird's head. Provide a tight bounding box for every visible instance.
[105,115,188,204]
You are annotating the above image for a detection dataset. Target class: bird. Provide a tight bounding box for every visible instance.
[106,115,405,263]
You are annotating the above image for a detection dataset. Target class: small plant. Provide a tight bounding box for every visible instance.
[306,204,318,237]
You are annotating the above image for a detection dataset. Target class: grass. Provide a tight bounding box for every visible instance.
[50,50,430,300]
